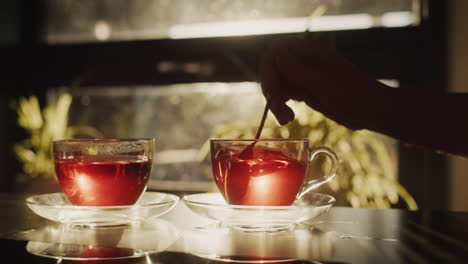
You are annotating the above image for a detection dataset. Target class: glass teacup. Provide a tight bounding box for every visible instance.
[53,139,155,206]
[210,139,338,206]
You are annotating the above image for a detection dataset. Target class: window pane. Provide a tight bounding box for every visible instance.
[45,0,421,43]
[63,83,265,191]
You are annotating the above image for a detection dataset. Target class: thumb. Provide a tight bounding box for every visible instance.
[268,97,295,125]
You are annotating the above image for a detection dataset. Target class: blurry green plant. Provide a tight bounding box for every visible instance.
[198,101,418,210]
[13,93,102,182]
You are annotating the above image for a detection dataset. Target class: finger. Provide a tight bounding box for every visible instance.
[259,42,279,97]
[275,49,320,93]
[260,63,295,125]
[269,96,295,125]
[260,43,296,125]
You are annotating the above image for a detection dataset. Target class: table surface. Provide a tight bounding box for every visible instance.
[1,192,468,264]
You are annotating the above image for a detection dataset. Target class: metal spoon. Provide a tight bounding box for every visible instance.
[238,99,269,159]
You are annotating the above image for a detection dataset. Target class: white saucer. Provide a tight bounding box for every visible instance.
[24,219,179,260]
[183,192,335,230]
[26,192,179,226]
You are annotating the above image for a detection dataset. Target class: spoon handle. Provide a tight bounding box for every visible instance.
[255,99,269,140]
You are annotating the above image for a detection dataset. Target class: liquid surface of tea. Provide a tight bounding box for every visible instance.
[80,245,135,259]
[55,155,152,206]
[218,255,305,263]
[212,146,306,206]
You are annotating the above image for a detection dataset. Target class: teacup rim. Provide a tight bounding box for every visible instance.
[210,138,308,142]
[53,138,155,144]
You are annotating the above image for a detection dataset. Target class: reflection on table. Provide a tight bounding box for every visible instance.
[181,224,337,262]
[1,193,468,263]
[12,219,178,260]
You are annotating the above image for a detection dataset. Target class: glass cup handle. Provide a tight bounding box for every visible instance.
[296,146,339,200]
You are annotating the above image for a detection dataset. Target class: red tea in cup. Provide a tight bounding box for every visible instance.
[211,139,338,206]
[53,139,154,206]
[55,155,151,206]
[213,145,306,206]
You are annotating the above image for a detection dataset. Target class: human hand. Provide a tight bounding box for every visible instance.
[260,38,389,129]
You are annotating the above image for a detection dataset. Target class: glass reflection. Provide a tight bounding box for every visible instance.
[182,225,337,263]
[14,219,178,261]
